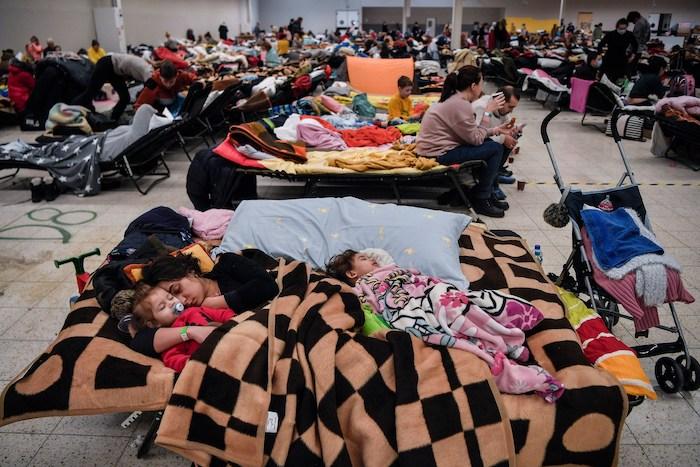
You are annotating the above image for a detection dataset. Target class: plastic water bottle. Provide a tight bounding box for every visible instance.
[534,244,543,264]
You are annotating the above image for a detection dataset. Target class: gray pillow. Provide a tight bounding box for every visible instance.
[220,197,471,288]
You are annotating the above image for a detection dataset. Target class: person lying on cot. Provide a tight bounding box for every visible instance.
[326,249,564,402]
[130,282,235,372]
[125,253,278,360]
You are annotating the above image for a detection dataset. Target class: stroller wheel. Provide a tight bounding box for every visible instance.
[675,355,700,391]
[655,357,686,394]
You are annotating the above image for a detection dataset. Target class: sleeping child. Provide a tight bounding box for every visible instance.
[326,249,564,402]
[131,283,235,372]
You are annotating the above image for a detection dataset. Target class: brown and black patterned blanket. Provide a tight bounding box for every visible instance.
[0,226,627,466]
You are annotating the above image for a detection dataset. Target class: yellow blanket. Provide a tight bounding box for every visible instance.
[331,94,439,111]
[260,148,447,175]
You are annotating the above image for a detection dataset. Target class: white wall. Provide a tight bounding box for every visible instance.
[362,7,503,32]
[258,0,362,35]
[122,0,249,45]
[0,0,254,54]
[0,0,109,54]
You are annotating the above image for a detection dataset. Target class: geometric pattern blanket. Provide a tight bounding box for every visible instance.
[0,226,627,466]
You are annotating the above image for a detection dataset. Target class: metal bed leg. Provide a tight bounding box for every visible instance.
[122,153,170,195]
[447,171,479,220]
[136,411,163,459]
[0,168,20,182]
[302,180,316,197]
[177,132,192,161]
[390,180,401,204]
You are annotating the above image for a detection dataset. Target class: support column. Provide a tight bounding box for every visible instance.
[402,0,411,36]
[559,0,565,23]
[451,0,463,50]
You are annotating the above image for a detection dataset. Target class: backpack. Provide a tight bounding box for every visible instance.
[351,93,376,118]
[187,148,257,210]
[667,73,696,97]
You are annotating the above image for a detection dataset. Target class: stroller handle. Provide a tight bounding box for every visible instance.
[610,108,622,143]
[540,108,561,144]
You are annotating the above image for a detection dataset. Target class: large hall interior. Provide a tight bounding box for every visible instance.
[1,0,699,465]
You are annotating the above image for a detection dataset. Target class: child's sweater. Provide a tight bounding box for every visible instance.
[161,306,235,372]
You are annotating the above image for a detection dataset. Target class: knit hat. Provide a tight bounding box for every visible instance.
[111,289,136,332]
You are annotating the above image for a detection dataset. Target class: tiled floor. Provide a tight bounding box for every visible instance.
[1,96,699,466]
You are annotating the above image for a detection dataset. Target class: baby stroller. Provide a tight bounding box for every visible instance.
[541,107,699,395]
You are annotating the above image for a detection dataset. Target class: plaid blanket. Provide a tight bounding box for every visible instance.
[156,258,514,466]
[228,121,307,163]
[0,227,628,466]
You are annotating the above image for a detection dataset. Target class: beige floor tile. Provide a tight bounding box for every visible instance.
[0,340,51,380]
[0,306,29,336]
[0,416,62,434]
[53,413,138,438]
[1,307,70,341]
[641,444,700,467]
[28,434,129,467]
[0,281,62,308]
[0,432,49,466]
[618,444,654,467]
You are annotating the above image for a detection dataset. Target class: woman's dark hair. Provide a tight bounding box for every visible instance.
[91,39,99,47]
[326,249,358,284]
[647,56,667,74]
[440,65,482,102]
[586,52,599,65]
[616,18,629,29]
[141,254,202,285]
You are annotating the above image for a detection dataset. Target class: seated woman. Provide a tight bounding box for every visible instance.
[627,56,668,105]
[129,252,279,358]
[326,249,564,402]
[573,52,602,81]
[416,65,514,218]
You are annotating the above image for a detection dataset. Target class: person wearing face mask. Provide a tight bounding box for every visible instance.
[416,66,515,217]
[128,252,279,359]
[134,60,196,115]
[574,53,602,81]
[598,18,638,83]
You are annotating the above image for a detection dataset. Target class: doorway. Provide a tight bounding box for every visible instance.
[577,12,593,32]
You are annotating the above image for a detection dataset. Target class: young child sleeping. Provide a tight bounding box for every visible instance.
[326,249,564,402]
[131,283,235,372]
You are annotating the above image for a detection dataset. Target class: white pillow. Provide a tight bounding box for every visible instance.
[220,197,471,289]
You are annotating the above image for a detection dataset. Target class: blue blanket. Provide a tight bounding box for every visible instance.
[580,206,663,270]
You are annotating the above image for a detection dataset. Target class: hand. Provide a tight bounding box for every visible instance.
[503,135,517,149]
[485,94,506,113]
[187,326,216,344]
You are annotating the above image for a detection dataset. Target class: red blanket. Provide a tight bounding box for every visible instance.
[340,125,402,147]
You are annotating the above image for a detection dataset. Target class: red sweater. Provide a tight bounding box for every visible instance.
[161,306,235,372]
[134,69,195,109]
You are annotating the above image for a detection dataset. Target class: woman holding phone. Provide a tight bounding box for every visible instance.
[416,65,515,218]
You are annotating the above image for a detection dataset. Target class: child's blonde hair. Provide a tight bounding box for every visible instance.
[130,282,157,330]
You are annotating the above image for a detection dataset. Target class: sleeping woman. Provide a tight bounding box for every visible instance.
[127,253,278,358]
[326,249,564,402]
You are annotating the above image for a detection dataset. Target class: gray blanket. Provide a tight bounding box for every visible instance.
[0,134,104,195]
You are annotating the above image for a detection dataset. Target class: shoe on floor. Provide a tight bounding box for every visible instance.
[30,177,44,203]
[493,187,507,200]
[42,176,60,202]
[472,198,505,218]
[499,168,513,177]
[498,175,516,184]
[491,198,509,210]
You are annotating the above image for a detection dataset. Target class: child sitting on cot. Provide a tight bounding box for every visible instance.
[326,249,564,402]
[387,76,414,123]
[130,283,235,372]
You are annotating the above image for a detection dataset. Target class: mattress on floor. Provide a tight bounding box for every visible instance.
[0,225,627,466]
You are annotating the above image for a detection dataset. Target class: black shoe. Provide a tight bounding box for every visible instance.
[43,177,60,202]
[472,198,505,218]
[491,198,510,210]
[30,177,44,203]
[499,168,513,177]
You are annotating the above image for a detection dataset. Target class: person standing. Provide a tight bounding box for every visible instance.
[25,36,42,62]
[592,23,604,42]
[627,11,650,53]
[218,22,229,40]
[598,18,638,82]
[74,53,153,121]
